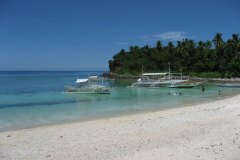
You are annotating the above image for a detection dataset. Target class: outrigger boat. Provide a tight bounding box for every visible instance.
[131,73,190,88]
[65,78,110,94]
[130,64,204,88]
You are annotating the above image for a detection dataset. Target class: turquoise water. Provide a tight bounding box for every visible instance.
[0,71,239,132]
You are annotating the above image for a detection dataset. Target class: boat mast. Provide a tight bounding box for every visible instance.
[180,68,182,80]
[168,63,171,80]
[101,75,103,85]
[88,73,90,86]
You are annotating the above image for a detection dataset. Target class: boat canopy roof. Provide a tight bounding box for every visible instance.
[76,79,89,83]
[142,73,167,76]
[89,76,98,79]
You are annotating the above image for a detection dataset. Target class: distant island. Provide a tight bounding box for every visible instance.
[108,33,240,78]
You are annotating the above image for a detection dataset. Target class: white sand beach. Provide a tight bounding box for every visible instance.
[0,95,240,160]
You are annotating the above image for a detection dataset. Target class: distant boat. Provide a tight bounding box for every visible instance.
[130,72,188,88]
[65,78,110,94]
[216,83,240,88]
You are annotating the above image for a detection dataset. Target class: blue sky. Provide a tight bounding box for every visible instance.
[0,0,239,71]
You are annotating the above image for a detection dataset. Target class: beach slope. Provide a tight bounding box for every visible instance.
[0,95,240,160]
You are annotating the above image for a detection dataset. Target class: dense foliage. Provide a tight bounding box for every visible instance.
[108,33,240,78]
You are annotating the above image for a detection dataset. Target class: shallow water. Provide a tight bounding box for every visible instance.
[0,71,239,132]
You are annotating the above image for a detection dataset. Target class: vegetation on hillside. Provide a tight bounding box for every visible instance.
[108,33,240,78]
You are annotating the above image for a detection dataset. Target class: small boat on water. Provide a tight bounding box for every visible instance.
[130,72,189,88]
[216,83,240,88]
[65,78,110,94]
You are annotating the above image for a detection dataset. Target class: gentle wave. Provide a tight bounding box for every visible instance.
[0,100,76,108]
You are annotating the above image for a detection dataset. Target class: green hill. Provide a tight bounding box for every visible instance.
[108,33,240,78]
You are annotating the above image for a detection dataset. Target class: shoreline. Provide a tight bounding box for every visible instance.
[1,94,240,159]
[0,91,236,133]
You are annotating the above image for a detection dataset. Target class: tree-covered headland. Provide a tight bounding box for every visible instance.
[108,33,240,78]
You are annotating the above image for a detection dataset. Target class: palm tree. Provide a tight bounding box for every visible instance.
[197,41,205,61]
[236,43,240,60]
[205,40,212,49]
[156,40,162,54]
[167,42,174,49]
[212,33,224,48]
[142,45,150,56]
[231,34,239,44]
[129,46,134,53]
[230,34,240,61]
[212,33,225,70]
[176,41,183,55]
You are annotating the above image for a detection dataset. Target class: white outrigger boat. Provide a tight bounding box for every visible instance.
[130,64,203,88]
[65,78,110,94]
[130,72,189,88]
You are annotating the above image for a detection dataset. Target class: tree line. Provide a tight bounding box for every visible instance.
[108,33,240,78]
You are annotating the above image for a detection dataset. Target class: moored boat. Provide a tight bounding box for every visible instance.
[65,78,110,94]
[130,72,188,88]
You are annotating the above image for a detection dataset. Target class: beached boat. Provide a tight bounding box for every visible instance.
[216,83,240,88]
[130,72,189,88]
[65,78,110,94]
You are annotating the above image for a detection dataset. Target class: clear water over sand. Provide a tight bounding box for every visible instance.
[0,71,239,131]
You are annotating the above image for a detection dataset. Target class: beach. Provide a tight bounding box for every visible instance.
[0,95,240,160]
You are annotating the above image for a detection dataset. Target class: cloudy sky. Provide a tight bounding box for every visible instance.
[0,0,239,71]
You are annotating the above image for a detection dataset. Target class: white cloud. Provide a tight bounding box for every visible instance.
[140,32,193,42]
[154,32,188,41]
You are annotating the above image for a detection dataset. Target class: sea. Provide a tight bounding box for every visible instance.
[0,71,239,132]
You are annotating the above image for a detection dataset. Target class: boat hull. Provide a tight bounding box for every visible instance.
[65,85,110,94]
[168,85,194,88]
